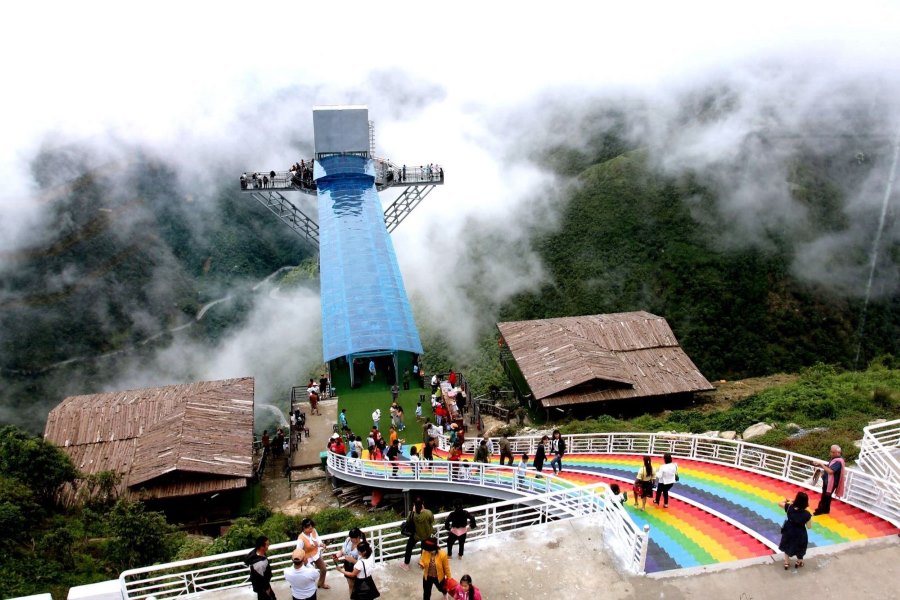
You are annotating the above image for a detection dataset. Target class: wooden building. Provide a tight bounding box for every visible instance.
[44,377,255,510]
[497,312,713,416]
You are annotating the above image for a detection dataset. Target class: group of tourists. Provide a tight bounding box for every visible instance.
[290,160,315,188]
[240,171,278,190]
[630,453,680,510]
[777,444,844,570]
[243,502,484,600]
[400,496,483,599]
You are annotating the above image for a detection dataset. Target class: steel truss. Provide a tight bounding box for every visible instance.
[249,191,319,248]
[383,184,436,233]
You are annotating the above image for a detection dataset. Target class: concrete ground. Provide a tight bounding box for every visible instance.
[210,517,899,600]
[292,398,339,469]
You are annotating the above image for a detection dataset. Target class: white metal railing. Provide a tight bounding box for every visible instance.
[437,430,900,527]
[326,454,647,571]
[857,418,900,488]
[329,452,572,497]
[119,482,637,600]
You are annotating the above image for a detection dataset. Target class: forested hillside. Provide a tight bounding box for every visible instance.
[0,147,313,432]
[3,96,900,433]
[498,139,900,381]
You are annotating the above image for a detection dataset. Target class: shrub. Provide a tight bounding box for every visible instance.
[261,512,302,543]
[174,536,214,560]
[247,504,273,525]
[873,387,898,409]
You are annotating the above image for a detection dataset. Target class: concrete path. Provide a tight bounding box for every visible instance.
[291,398,338,468]
[211,518,899,600]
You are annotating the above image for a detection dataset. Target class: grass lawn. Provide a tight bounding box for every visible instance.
[337,380,433,448]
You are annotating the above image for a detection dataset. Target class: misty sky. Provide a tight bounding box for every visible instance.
[2,1,899,413]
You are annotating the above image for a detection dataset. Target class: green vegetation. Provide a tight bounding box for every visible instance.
[0,425,406,599]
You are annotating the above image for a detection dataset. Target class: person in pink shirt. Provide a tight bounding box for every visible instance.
[451,574,482,600]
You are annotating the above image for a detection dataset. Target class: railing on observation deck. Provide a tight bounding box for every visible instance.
[118,481,641,600]
[326,453,648,571]
[432,430,900,527]
[857,418,900,485]
[239,159,443,193]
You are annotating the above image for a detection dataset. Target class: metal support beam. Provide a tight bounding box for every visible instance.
[249,190,319,249]
[383,184,435,233]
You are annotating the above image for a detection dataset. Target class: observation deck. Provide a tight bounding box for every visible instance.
[89,426,900,600]
[239,158,443,194]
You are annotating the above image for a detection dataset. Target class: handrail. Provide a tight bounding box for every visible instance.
[239,160,443,193]
[858,418,900,486]
[434,430,900,527]
[117,430,900,600]
[326,453,646,571]
[119,481,637,600]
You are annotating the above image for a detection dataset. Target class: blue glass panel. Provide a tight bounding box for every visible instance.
[315,155,423,361]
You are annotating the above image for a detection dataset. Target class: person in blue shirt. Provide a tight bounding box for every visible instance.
[339,408,349,432]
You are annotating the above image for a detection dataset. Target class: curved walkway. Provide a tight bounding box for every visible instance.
[555,453,896,573]
[338,442,898,575]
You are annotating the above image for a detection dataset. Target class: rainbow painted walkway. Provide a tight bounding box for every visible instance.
[416,449,898,574]
[540,454,896,573]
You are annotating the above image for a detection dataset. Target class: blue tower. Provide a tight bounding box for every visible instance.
[241,105,442,388]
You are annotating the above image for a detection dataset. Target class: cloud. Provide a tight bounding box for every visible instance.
[3,0,900,431]
[102,285,323,406]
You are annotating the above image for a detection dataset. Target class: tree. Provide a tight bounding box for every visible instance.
[106,500,177,569]
[0,426,77,506]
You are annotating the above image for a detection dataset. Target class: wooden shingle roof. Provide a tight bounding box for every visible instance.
[497,312,713,408]
[44,377,254,504]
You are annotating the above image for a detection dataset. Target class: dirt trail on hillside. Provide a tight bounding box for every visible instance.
[699,373,799,411]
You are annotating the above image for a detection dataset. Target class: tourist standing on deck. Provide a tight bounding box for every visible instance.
[297,518,330,590]
[333,527,365,596]
[284,549,319,600]
[549,429,566,474]
[654,453,678,508]
[474,439,490,464]
[445,502,476,560]
[814,444,845,515]
[634,456,655,511]
[778,491,812,569]
[401,497,434,571]
[533,435,548,474]
[335,541,376,599]
[244,536,276,600]
[451,574,482,600]
[498,433,514,466]
[419,537,451,600]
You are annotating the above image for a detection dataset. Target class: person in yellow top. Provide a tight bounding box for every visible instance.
[419,536,451,600]
[633,455,655,511]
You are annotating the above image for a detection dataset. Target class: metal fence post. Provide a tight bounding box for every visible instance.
[638,524,651,574]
